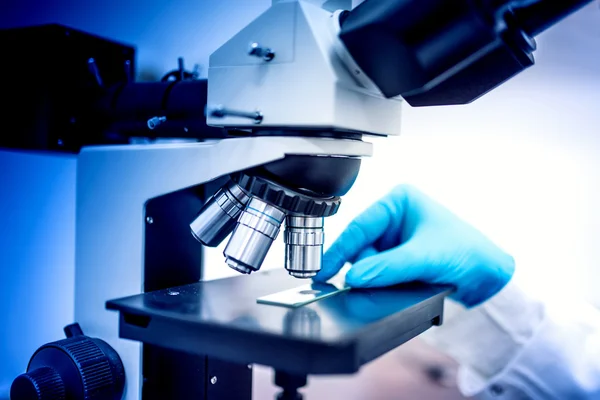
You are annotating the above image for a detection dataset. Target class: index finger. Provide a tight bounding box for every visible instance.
[314,193,403,282]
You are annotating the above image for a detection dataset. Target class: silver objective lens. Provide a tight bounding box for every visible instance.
[284,216,324,279]
[190,182,250,247]
[224,197,286,274]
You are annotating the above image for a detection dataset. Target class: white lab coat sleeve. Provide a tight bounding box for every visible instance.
[422,277,600,399]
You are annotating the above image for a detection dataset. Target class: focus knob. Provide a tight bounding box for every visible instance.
[11,323,125,400]
[10,367,65,400]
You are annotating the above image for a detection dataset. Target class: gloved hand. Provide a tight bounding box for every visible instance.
[314,185,515,307]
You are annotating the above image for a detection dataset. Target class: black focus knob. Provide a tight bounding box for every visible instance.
[11,367,65,400]
[11,323,125,400]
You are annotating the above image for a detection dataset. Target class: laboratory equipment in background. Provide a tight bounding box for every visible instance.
[1,0,592,398]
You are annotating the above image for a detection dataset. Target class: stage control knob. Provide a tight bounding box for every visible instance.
[10,323,125,400]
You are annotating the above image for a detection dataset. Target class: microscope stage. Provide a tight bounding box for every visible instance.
[106,270,450,376]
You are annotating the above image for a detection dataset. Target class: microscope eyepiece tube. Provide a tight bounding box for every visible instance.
[284,216,324,279]
[224,197,286,274]
[190,182,250,247]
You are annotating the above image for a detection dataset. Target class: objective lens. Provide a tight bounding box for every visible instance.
[224,197,286,274]
[190,182,250,247]
[284,216,324,278]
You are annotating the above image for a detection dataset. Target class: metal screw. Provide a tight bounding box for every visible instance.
[210,376,217,385]
[248,42,275,62]
[147,116,167,130]
[146,216,154,224]
[247,364,252,369]
[207,105,263,124]
[88,58,103,87]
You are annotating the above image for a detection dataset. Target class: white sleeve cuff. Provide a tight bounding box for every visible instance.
[422,276,545,384]
[460,292,600,398]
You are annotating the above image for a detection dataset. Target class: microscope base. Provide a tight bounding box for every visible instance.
[107,269,450,377]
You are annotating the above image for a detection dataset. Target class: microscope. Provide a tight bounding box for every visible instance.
[3,0,592,399]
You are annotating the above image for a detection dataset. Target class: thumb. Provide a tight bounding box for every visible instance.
[345,243,431,288]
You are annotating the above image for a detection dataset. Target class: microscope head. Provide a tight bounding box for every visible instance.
[205,1,403,137]
[190,0,391,279]
[194,0,593,278]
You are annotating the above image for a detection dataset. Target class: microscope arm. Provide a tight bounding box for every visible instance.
[78,136,372,201]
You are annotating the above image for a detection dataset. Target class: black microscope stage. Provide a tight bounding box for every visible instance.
[106,269,451,376]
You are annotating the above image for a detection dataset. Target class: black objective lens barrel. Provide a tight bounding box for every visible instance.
[512,0,595,37]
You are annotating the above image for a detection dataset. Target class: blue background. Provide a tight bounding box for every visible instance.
[0,0,272,394]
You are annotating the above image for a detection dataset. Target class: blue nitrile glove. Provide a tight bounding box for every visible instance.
[314,185,515,307]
